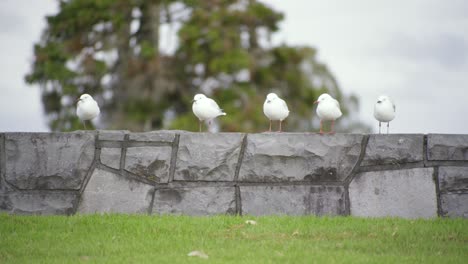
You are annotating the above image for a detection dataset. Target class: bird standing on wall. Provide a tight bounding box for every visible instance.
[192,94,227,132]
[76,94,100,129]
[263,93,290,132]
[314,93,342,134]
[374,95,395,134]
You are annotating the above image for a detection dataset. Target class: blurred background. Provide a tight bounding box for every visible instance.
[1,0,467,133]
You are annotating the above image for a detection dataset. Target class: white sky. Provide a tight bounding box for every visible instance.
[1,0,467,133]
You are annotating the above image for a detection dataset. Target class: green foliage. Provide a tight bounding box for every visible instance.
[1,214,467,263]
[26,0,369,132]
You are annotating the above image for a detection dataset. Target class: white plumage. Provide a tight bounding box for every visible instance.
[76,94,100,129]
[192,94,226,132]
[263,93,289,132]
[314,93,342,134]
[374,95,395,134]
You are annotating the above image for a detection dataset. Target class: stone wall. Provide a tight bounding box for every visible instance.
[0,131,467,218]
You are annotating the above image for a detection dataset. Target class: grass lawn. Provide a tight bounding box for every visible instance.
[0,214,467,263]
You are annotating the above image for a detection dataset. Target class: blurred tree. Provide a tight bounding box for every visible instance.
[26,0,369,132]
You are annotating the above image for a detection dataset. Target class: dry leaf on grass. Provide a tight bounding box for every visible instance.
[188,250,209,259]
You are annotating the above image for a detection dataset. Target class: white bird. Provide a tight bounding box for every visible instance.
[374,95,395,134]
[192,94,226,132]
[314,93,342,134]
[76,94,100,129]
[263,93,290,132]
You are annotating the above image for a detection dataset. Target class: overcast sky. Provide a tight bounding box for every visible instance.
[1,0,467,133]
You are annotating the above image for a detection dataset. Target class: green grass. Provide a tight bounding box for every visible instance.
[0,214,467,263]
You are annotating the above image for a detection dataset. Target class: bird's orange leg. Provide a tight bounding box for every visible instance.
[328,120,336,134]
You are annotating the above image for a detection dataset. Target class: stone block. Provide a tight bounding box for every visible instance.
[174,133,244,181]
[240,185,345,216]
[98,130,128,141]
[125,146,172,183]
[438,167,468,192]
[78,169,154,214]
[239,133,363,182]
[427,134,468,161]
[152,186,236,215]
[100,148,121,170]
[440,194,468,218]
[5,132,95,190]
[361,134,423,166]
[349,168,437,218]
[128,131,175,143]
[0,133,4,190]
[0,191,78,215]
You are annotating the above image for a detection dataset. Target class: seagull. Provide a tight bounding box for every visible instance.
[263,93,289,132]
[374,95,395,134]
[76,94,100,129]
[192,94,226,132]
[314,93,342,134]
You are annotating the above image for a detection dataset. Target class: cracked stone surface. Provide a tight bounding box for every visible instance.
[100,148,121,169]
[349,168,437,218]
[241,185,345,216]
[440,194,468,218]
[78,169,154,214]
[4,132,95,190]
[427,134,468,160]
[0,191,78,215]
[124,146,172,183]
[361,134,423,166]
[238,133,363,182]
[152,186,236,215]
[174,133,244,181]
[438,167,468,192]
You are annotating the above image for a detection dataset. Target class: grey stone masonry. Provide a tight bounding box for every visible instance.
[241,185,345,216]
[174,133,244,181]
[440,194,468,218]
[427,134,468,160]
[1,131,467,218]
[78,169,154,214]
[239,133,363,182]
[349,168,437,218]
[98,130,128,141]
[0,133,6,191]
[438,167,468,218]
[124,146,172,183]
[0,191,78,215]
[361,134,423,166]
[438,167,468,193]
[100,148,121,170]
[97,131,125,169]
[152,186,236,215]
[4,132,95,190]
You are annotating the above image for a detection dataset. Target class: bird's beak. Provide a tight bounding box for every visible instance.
[191,99,195,103]
[377,100,382,103]
[313,100,318,104]
[267,100,271,103]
